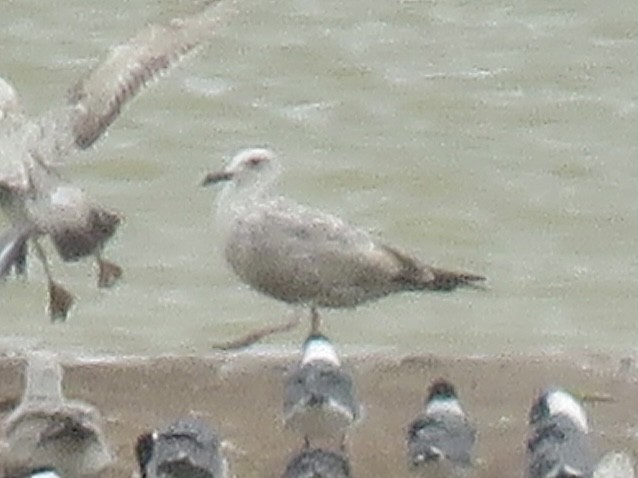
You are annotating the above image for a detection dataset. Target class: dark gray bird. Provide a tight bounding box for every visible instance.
[0,352,113,477]
[202,148,485,348]
[0,0,237,321]
[282,448,351,478]
[406,379,476,477]
[526,387,596,478]
[135,417,228,478]
[283,333,359,450]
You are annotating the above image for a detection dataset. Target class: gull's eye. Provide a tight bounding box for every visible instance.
[248,157,263,167]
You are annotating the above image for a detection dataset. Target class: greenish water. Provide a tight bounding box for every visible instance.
[1,0,638,357]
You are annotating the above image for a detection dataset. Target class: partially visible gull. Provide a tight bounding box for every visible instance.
[526,387,595,478]
[0,0,237,320]
[283,332,359,451]
[0,351,113,477]
[406,378,476,477]
[4,467,61,478]
[135,417,229,478]
[282,448,352,478]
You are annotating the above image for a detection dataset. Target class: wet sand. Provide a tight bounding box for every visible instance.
[0,352,636,477]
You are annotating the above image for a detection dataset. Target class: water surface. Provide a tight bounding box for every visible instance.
[1,0,637,357]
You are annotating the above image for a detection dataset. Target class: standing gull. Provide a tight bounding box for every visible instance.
[526,387,596,478]
[202,148,485,348]
[406,378,476,476]
[0,0,237,320]
[0,352,113,477]
[283,333,359,451]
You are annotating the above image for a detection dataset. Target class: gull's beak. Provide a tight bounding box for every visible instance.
[201,170,233,187]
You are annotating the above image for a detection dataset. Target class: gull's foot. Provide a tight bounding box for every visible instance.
[98,259,122,288]
[212,314,302,351]
[49,281,74,322]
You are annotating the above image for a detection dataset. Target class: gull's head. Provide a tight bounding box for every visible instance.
[301,334,341,367]
[427,378,458,402]
[0,76,22,121]
[202,148,280,192]
[529,387,589,432]
[424,378,464,416]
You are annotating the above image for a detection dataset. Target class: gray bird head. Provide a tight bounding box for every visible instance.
[301,334,340,367]
[201,148,280,192]
[423,379,465,417]
[529,388,589,432]
[426,379,458,403]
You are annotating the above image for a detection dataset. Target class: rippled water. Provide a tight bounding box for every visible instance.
[1,0,638,357]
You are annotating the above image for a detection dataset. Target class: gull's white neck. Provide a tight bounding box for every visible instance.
[302,340,341,367]
[547,391,589,432]
[425,397,465,417]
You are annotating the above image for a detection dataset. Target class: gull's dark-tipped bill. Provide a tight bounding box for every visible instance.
[202,170,234,186]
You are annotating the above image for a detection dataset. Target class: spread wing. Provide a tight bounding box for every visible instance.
[33,0,237,166]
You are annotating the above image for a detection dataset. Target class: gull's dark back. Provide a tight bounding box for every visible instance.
[140,418,226,478]
[284,362,358,418]
[407,414,476,468]
[527,414,595,478]
[282,449,351,478]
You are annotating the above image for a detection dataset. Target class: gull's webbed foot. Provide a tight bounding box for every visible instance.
[49,281,75,322]
[98,258,122,288]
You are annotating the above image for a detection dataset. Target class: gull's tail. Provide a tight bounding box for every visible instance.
[383,245,485,292]
[425,267,486,291]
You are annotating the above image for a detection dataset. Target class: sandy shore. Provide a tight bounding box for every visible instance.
[0,351,636,477]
